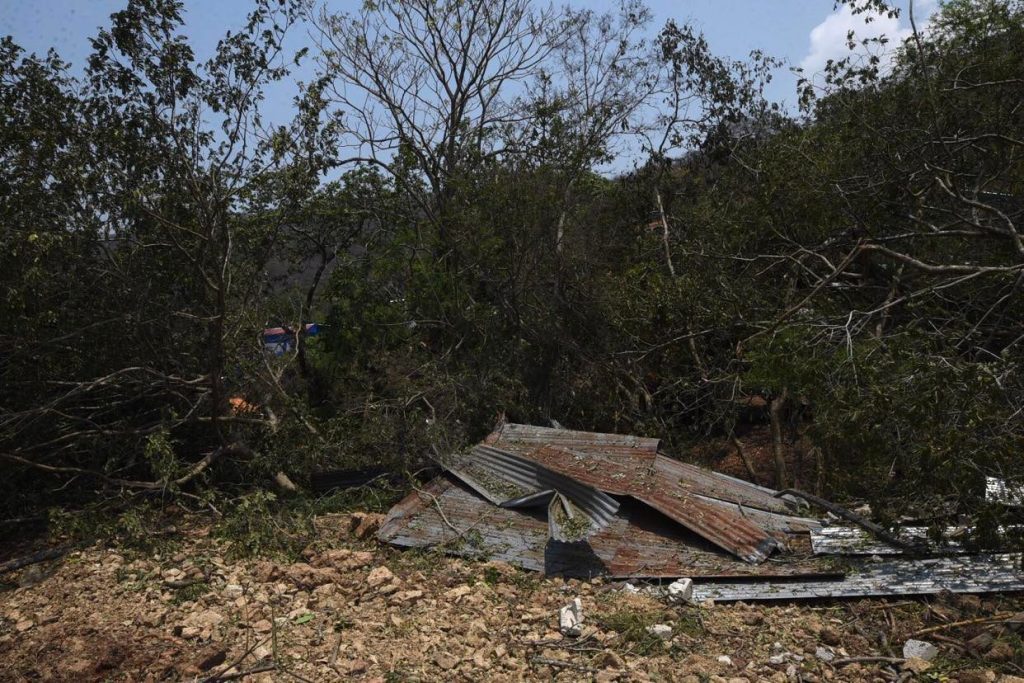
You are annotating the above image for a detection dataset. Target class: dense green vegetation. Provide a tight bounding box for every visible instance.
[2,0,1021,537]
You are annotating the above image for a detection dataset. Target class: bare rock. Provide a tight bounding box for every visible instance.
[666,578,694,604]
[366,566,395,588]
[559,598,583,637]
[434,652,459,670]
[902,656,932,674]
[349,512,385,540]
[445,585,472,600]
[283,563,340,590]
[902,639,938,661]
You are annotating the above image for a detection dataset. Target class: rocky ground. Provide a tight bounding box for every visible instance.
[2,512,1023,682]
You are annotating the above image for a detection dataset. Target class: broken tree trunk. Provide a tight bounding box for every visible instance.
[0,543,76,576]
[774,488,925,553]
[730,434,760,486]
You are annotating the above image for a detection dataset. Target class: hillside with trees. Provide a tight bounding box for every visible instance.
[1,0,1023,677]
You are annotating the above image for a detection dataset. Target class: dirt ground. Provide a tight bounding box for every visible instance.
[2,514,1023,683]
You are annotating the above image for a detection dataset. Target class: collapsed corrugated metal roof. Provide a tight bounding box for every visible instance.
[377,423,1024,600]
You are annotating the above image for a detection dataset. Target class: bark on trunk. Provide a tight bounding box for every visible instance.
[769,388,789,489]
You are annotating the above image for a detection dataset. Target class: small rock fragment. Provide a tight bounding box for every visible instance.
[366,566,395,588]
[985,640,1015,662]
[958,670,996,683]
[902,639,938,662]
[717,654,733,666]
[349,512,385,539]
[815,647,834,663]
[666,578,694,603]
[741,612,764,626]
[647,624,673,640]
[901,656,931,674]
[559,598,583,637]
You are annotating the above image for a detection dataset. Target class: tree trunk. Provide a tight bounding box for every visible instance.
[769,388,789,489]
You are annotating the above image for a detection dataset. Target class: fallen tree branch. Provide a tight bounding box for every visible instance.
[0,442,252,491]
[831,656,905,666]
[0,543,77,576]
[773,488,926,553]
[908,613,1015,638]
[202,663,277,682]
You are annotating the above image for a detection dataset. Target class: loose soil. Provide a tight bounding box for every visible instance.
[2,514,1023,682]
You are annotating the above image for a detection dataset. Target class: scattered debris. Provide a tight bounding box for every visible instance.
[559,598,583,637]
[379,422,1024,601]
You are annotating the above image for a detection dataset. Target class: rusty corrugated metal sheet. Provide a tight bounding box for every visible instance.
[433,444,619,540]
[486,423,660,454]
[655,457,798,515]
[514,444,786,563]
[489,421,813,528]
[377,475,836,579]
[634,459,781,564]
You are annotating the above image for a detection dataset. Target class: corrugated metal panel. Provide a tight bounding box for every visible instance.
[693,554,1024,602]
[434,444,619,539]
[693,495,821,534]
[486,422,660,453]
[635,456,781,564]
[987,476,1024,506]
[521,444,655,496]
[810,525,1024,556]
[516,445,785,563]
[378,475,836,580]
[654,456,796,515]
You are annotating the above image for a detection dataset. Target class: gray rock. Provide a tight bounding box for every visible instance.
[902,639,939,661]
[647,624,673,640]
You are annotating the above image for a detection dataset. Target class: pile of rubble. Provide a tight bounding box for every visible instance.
[379,423,1024,601]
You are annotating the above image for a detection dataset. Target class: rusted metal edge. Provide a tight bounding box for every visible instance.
[377,475,839,580]
[487,422,660,453]
[693,554,1024,602]
[434,444,620,539]
[654,455,796,515]
[695,495,822,534]
[516,444,782,563]
[634,489,780,564]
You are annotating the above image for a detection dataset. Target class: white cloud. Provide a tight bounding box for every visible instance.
[799,1,937,78]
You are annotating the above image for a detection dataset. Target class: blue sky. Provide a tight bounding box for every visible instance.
[1,0,937,171]
[1,1,937,103]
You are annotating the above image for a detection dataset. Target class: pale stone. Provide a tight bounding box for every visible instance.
[366,566,395,588]
[647,624,673,640]
[559,598,583,637]
[666,578,694,603]
[902,639,938,661]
